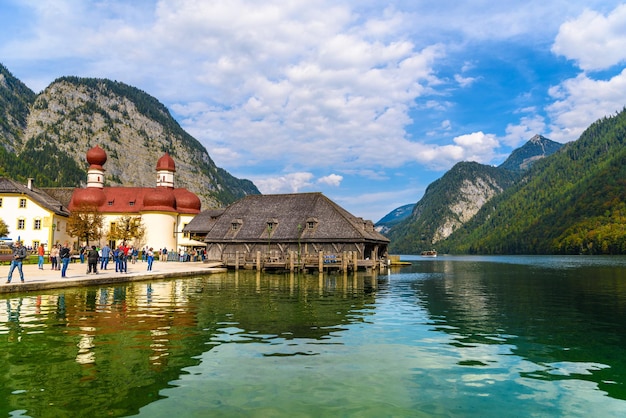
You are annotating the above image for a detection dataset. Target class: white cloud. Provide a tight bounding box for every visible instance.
[317,174,343,187]
[252,172,315,194]
[552,4,626,71]
[502,115,547,147]
[546,69,626,142]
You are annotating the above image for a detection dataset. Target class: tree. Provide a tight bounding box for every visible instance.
[108,215,146,246]
[67,204,104,246]
[0,218,9,237]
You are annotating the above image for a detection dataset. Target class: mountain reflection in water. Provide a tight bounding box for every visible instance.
[2,257,626,417]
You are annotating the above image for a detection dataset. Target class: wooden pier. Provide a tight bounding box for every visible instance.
[217,250,386,273]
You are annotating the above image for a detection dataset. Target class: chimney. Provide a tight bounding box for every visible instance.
[27,178,34,190]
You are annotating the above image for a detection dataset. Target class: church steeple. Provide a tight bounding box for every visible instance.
[86,145,107,189]
[156,152,175,188]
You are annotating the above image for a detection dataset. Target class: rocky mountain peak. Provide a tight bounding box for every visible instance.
[14,75,258,208]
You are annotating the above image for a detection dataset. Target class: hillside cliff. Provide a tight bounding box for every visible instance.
[442,108,626,254]
[383,135,562,254]
[0,69,259,208]
[385,162,518,253]
[0,64,36,154]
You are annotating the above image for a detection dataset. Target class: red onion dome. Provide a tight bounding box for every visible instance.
[174,189,201,212]
[143,187,176,210]
[86,145,107,168]
[70,188,107,209]
[156,152,176,172]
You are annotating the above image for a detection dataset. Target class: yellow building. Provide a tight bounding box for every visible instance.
[0,177,72,250]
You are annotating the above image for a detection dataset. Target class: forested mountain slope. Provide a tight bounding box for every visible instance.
[387,162,518,254]
[442,108,626,254]
[0,68,259,209]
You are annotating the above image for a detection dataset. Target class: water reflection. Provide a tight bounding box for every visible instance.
[0,270,380,417]
[2,258,626,417]
[406,257,626,402]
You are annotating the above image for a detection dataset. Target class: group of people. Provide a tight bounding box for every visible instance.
[7,241,73,283]
[78,243,158,274]
[6,241,202,284]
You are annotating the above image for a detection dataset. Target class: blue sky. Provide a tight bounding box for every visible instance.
[1,1,626,222]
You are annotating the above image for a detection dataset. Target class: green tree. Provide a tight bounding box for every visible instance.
[67,204,104,246]
[108,215,146,245]
[0,218,9,237]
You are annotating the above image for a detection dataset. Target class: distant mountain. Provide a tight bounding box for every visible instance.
[0,65,259,208]
[385,161,518,254]
[498,134,562,171]
[441,108,626,254]
[381,134,558,253]
[375,203,415,234]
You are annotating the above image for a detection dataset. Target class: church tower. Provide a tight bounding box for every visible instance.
[156,152,175,188]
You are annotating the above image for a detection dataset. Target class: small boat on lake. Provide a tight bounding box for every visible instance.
[421,250,437,257]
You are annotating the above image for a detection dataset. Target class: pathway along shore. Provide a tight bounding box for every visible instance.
[1,260,226,294]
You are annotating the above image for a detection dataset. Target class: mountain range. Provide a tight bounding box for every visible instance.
[380,110,626,255]
[0,63,259,209]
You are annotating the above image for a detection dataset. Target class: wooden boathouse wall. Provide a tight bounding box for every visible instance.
[207,242,387,272]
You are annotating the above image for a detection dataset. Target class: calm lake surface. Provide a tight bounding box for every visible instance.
[2,255,626,417]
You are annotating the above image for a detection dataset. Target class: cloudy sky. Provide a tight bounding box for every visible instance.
[1,1,626,222]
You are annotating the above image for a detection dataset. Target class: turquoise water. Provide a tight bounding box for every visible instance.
[2,256,626,417]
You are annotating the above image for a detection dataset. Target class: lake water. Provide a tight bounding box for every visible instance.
[2,255,626,417]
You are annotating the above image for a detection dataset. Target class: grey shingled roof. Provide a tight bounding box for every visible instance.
[183,208,225,233]
[0,178,70,216]
[192,192,389,244]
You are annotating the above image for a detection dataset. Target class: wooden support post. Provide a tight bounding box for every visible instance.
[353,251,358,271]
[342,251,347,272]
[318,251,323,272]
[256,250,261,271]
[235,250,239,270]
[289,250,294,272]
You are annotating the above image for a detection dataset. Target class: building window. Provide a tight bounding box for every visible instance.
[231,219,243,231]
[33,241,40,249]
[108,201,114,206]
[34,218,42,230]
[17,218,25,230]
[0,198,3,207]
[19,198,27,208]
[129,201,135,206]
[183,223,189,238]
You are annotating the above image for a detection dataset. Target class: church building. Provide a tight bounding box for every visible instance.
[68,145,202,251]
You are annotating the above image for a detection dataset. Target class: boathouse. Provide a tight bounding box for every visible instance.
[184,192,390,271]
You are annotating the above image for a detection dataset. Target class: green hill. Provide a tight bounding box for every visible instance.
[441,108,626,254]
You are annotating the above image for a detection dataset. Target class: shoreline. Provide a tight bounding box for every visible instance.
[1,260,226,294]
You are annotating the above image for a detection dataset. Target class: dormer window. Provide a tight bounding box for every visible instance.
[231,219,243,231]
[306,217,318,229]
[129,201,135,206]
[266,218,278,234]
[108,200,114,206]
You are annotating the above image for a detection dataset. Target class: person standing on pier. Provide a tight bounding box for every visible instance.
[37,243,45,269]
[87,245,99,274]
[6,241,27,284]
[147,247,154,271]
[100,243,111,270]
[60,243,72,278]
